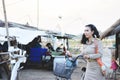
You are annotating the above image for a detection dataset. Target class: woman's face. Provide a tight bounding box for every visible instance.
[84,26,94,38]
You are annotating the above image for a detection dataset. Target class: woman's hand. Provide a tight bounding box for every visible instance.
[84,55,90,59]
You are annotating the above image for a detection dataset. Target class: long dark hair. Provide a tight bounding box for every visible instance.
[81,24,100,44]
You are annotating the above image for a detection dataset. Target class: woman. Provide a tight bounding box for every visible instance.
[80,24,105,80]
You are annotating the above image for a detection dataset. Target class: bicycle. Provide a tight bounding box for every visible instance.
[53,55,86,80]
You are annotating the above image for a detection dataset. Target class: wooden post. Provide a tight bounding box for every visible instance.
[2,0,10,47]
[116,32,120,65]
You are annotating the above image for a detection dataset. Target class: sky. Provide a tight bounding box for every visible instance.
[0,0,120,35]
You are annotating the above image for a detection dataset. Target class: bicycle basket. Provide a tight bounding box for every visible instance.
[54,63,74,79]
[65,57,78,69]
[66,58,73,68]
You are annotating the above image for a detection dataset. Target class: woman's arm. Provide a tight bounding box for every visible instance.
[89,40,103,59]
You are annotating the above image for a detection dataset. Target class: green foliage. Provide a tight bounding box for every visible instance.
[68,38,115,54]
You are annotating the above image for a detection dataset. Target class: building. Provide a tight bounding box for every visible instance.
[101,19,120,64]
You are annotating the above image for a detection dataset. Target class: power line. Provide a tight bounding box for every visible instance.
[0,0,25,8]
[37,0,39,29]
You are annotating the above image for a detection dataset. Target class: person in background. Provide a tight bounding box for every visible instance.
[62,46,72,57]
[56,43,64,52]
[28,35,42,48]
[80,24,105,80]
[18,35,42,54]
[46,43,54,52]
[110,56,118,77]
[55,43,72,57]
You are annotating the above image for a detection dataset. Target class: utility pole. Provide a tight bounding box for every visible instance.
[2,0,10,47]
[37,0,39,29]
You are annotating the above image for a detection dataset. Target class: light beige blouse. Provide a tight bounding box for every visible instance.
[81,39,104,60]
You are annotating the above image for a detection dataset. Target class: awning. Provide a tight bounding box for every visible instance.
[101,19,120,39]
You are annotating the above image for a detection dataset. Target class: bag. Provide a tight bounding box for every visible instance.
[94,39,112,76]
[66,58,73,68]
[111,59,118,70]
[65,55,77,69]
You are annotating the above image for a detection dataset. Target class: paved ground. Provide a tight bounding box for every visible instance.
[18,59,120,80]
[18,68,83,80]
[18,59,86,80]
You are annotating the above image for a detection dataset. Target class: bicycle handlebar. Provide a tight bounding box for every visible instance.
[65,54,86,63]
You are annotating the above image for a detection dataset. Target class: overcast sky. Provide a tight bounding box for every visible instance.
[0,0,120,34]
